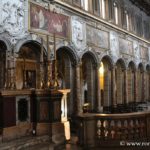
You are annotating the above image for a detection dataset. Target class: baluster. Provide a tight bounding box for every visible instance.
[97,120,101,139]
[132,118,137,139]
[135,119,140,139]
[100,119,105,140]
[120,119,125,140]
[132,118,136,139]
[130,120,134,139]
[117,120,122,140]
[140,118,146,138]
[106,119,111,139]
[128,119,132,139]
[124,120,128,140]
[104,120,109,140]
[110,120,115,139]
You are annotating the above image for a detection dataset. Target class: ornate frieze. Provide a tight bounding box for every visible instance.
[71,16,86,52]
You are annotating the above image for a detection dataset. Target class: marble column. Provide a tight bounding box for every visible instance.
[46,36,52,88]
[112,66,117,107]
[6,51,11,89]
[142,71,145,102]
[134,71,138,103]
[4,50,9,89]
[95,63,101,112]
[40,38,44,89]
[75,62,82,115]
[10,51,17,89]
[149,73,150,101]
[124,69,128,104]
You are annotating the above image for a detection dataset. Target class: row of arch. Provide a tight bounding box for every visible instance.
[0,39,150,116]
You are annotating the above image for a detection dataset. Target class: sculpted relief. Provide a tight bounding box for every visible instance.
[110,31,119,58]
[71,16,86,51]
[0,0,26,37]
[133,41,140,60]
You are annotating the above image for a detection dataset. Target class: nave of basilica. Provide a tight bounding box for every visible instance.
[0,0,150,149]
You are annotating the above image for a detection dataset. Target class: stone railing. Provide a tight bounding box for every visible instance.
[77,111,150,148]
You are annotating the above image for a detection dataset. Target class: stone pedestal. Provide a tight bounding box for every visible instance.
[58,89,71,141]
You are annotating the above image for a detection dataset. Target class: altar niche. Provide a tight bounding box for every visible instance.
[16,41,46,89]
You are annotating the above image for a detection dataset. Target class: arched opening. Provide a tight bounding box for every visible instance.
[100,56,113,112]
[57,47,76,117]
[82,52,97,111]
[128,61,136,104]
[16,41,46,89]
[137,63,144,102]
[0,40,7,89]
[116,59,126,105]
[114,2,119,25]
[146,65,150,101]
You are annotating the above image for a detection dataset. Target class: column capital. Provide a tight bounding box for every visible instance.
[73,60,82,68]
[93,62,101,69]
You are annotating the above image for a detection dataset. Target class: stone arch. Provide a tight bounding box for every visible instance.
[16,40,46,89]
[57,46,79,65]
[81,51,98,111]
[115,58,126,105]
[100,55,114,68]
[14,38,47,55]
[56,46,79,116]
[82,51,99,65]
[146,64,150,71]
[0,37,12,51]
[127,61,136,103]
[145,64,150,101]
[128,61,136,71]
[100,55,114,112]
[137,63,144,102]
[116,58,126,70]
[0,40,8,89]
[138,63,144,72]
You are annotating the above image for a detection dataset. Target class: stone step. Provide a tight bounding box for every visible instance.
[0,135,50,150]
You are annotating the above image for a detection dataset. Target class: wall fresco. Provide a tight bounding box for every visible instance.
[87,25,109,49]
[119,38,133,55]
[29,2,70,38]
